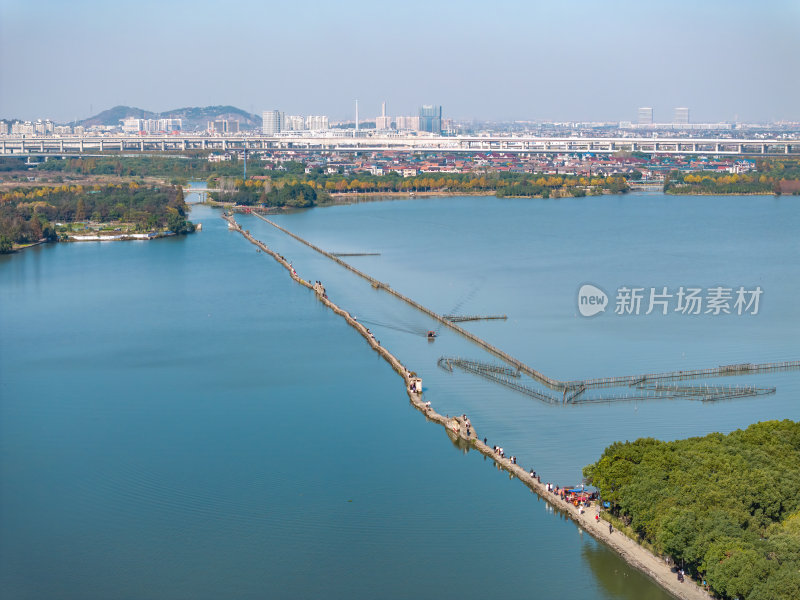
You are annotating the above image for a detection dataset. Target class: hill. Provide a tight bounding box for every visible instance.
[78,106,157,127]
[160,106,261,131]
[77,105,262,131]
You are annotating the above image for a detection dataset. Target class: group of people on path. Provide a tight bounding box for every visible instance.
[313,280,327,299]
[363,327,379,346]
[485,439,522,469]
[460,414,472,437]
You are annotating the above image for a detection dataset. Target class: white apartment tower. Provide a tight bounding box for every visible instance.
[638,107,654,126]
[674,107,690,125]
[395,115,420,131]
[305,115,329,130]
[284,115,305,131]
[262,110,282,135]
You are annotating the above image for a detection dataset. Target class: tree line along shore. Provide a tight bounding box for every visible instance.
[3,153,797,251]
[23,154,633,199]
[664,159,800,195]
[11,153,800,198]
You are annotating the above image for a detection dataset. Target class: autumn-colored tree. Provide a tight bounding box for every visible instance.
[75,198,86,221]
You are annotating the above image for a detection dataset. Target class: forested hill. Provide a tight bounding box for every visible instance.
[77,105,261,131]
[584,420,800,600]
[78,106,156,127]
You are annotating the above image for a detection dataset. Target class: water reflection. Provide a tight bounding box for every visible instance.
[582,539,674,600]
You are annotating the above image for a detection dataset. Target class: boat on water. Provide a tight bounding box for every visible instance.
[427,330,436,341]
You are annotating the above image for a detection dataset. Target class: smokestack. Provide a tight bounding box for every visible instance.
[381,101,386,117]
[355,99,359,132]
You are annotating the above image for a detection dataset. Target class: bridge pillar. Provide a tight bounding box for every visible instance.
[40,141,44,152]
[182,140,186,150]
[99,140,104,152]
[761,144,767,154]
[79,139,84,152]
[161,140,166,151]
[693,144,697,152]
[202,139,207,150]
[715,143,720,153]
[140,140,144,151]
[222,140,227,151]
[786,144,791,154]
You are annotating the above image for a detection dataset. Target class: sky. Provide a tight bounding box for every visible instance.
[2,0,799,123]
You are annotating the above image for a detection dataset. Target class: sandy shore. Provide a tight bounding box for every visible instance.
[222,212,711,600]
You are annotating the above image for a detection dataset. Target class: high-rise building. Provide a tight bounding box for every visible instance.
[305,115,329,130]
[262,110,282,135]
[12,121,35,135]
[121,118,144,133]
[157,118,182,132]
[34,120,54,134]
[282,115,305,131]
[376,101,392,130]
[396,115,420,131]
[418,104,442,133]
[123,117,182,133]
[208,119,238,134]
[674,107,690,125]
[638,107,654,126]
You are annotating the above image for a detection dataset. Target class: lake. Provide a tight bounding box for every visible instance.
[1,189,797,599]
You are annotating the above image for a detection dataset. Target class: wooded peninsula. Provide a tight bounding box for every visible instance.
[584,420,800,600]
[0,182,194,253]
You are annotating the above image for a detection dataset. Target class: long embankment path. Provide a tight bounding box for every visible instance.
[223,212,709,600]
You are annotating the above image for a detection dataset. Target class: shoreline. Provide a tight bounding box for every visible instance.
[205,188,785,216]
[221,211,710,600]
[665,190,782,196]
[326,190,495,200]
[66,231,176,242]
[7,239,49,253]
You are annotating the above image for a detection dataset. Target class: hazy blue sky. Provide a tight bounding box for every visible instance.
[2,0,799,123]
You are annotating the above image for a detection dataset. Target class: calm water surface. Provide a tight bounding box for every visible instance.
[1,189,797,599]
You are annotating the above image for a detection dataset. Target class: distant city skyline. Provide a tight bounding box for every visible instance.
[2,0,799,123]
